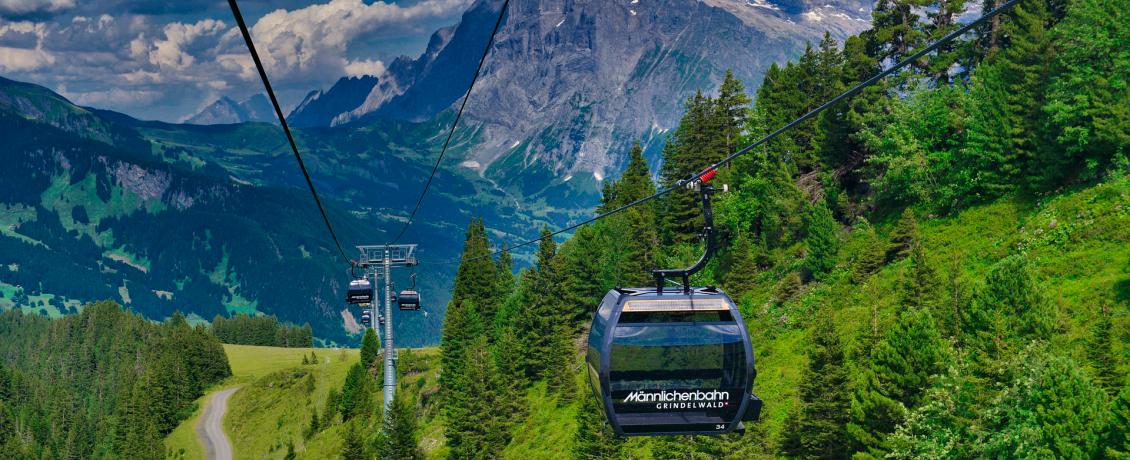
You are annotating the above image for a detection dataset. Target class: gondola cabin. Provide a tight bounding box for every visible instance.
[586,286,761,436]
[360,311,371,327]
[398,290,421,311]
[347,278,372,304]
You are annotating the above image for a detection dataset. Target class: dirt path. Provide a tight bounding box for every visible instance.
[197,387,240,460]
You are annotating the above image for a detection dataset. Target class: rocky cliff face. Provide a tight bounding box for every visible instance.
[287,76,378,128]
[319,0,871,202]
[186,94,276,125]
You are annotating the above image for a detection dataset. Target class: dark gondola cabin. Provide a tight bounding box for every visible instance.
[586,287,761,436]
[360,310,372,326]
[347,278,372,304]
[398,290,420,311]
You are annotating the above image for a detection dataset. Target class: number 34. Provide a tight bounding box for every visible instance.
[715,424,726,430]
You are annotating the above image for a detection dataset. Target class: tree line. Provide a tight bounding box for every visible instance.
[0,301,231,458]
[210,313,314,348]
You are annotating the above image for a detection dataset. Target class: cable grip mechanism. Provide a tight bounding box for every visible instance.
[654,168,726,294]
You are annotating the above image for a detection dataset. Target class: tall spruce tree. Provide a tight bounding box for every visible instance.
[902,241,943,311]
[848,308,947,458]
[964,0,1057,196]
[1088,307,1120,395]
[803,201,840,280]
[1038,0,1130,186]
[660,91,716,243]
[360,328,379,368]
[512,227,573,395]
[445,334,512,459]
[961,255,1055,377]
[608,142,659,287]
[887,208,920,262]
[558,224,611,326]
[339,363,374,422]
[380,391,422,460]
[1108,384,1130,458]
[781,317,852,459]
[341,421,366,460]
[983,349,1110,458]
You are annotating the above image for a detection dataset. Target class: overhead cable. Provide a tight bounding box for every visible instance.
[227,0,352,264]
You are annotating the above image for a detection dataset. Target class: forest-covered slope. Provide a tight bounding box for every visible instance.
[0,302,230,458]
[211,173,1127,459]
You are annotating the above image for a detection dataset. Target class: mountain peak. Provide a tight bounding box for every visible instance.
[186,94,276,125]
[287,75,378,128]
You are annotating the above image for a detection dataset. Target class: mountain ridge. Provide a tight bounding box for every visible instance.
[186,94,276,125]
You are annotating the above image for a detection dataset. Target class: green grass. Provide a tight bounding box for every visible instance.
[163,344,359,459]
[225,346,359,459]
[224,344,358,383]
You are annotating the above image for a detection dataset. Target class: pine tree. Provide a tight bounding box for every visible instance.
[339,363,374,422]
[887,208,920,262]
[712,70,752,156]
[870,0,924,64]
[902,241,942,310]
[1088,307,1119,395]
[360,328,379,368]
[983,349,1110,458]
[305,408,320,439]
[961,255,1055,377]
[803,201,839,280]
[439,299,484,402]
[573,391,623,459]
[116,377,164,460]
[1038,0,1130,186]
[558,224,611,326]
[781,317,852,459]
[496,247,514,298]
[451,218,500,317]
[380,391,422,460]
[849,219,887,283]
[323,388,341,427]
[848,308,947,458]
[660,91,717,243]
[723,233,759,300]
[1108,384,1130,458]
[964,0,1057,195]
[445,335,512,459]
[517,228,574,391]
[341,421,366,460]
[604,141,660,287]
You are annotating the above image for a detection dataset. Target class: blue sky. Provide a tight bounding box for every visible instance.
[0,0,473,121]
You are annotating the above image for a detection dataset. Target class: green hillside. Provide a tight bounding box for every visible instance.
[209,174,1127,458]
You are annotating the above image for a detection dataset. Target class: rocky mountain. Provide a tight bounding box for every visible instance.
[185,94,275,125]
[287,75,379,128]
[326,0,872,203]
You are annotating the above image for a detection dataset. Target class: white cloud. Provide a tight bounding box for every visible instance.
[343,58,385,77]
[249,0,471,79]
[0,45,53,71]
[0,0,472,121]
[0,0,75,17]
[0,20,51,71]
[148,18,227,72]
[64,87,161,107]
